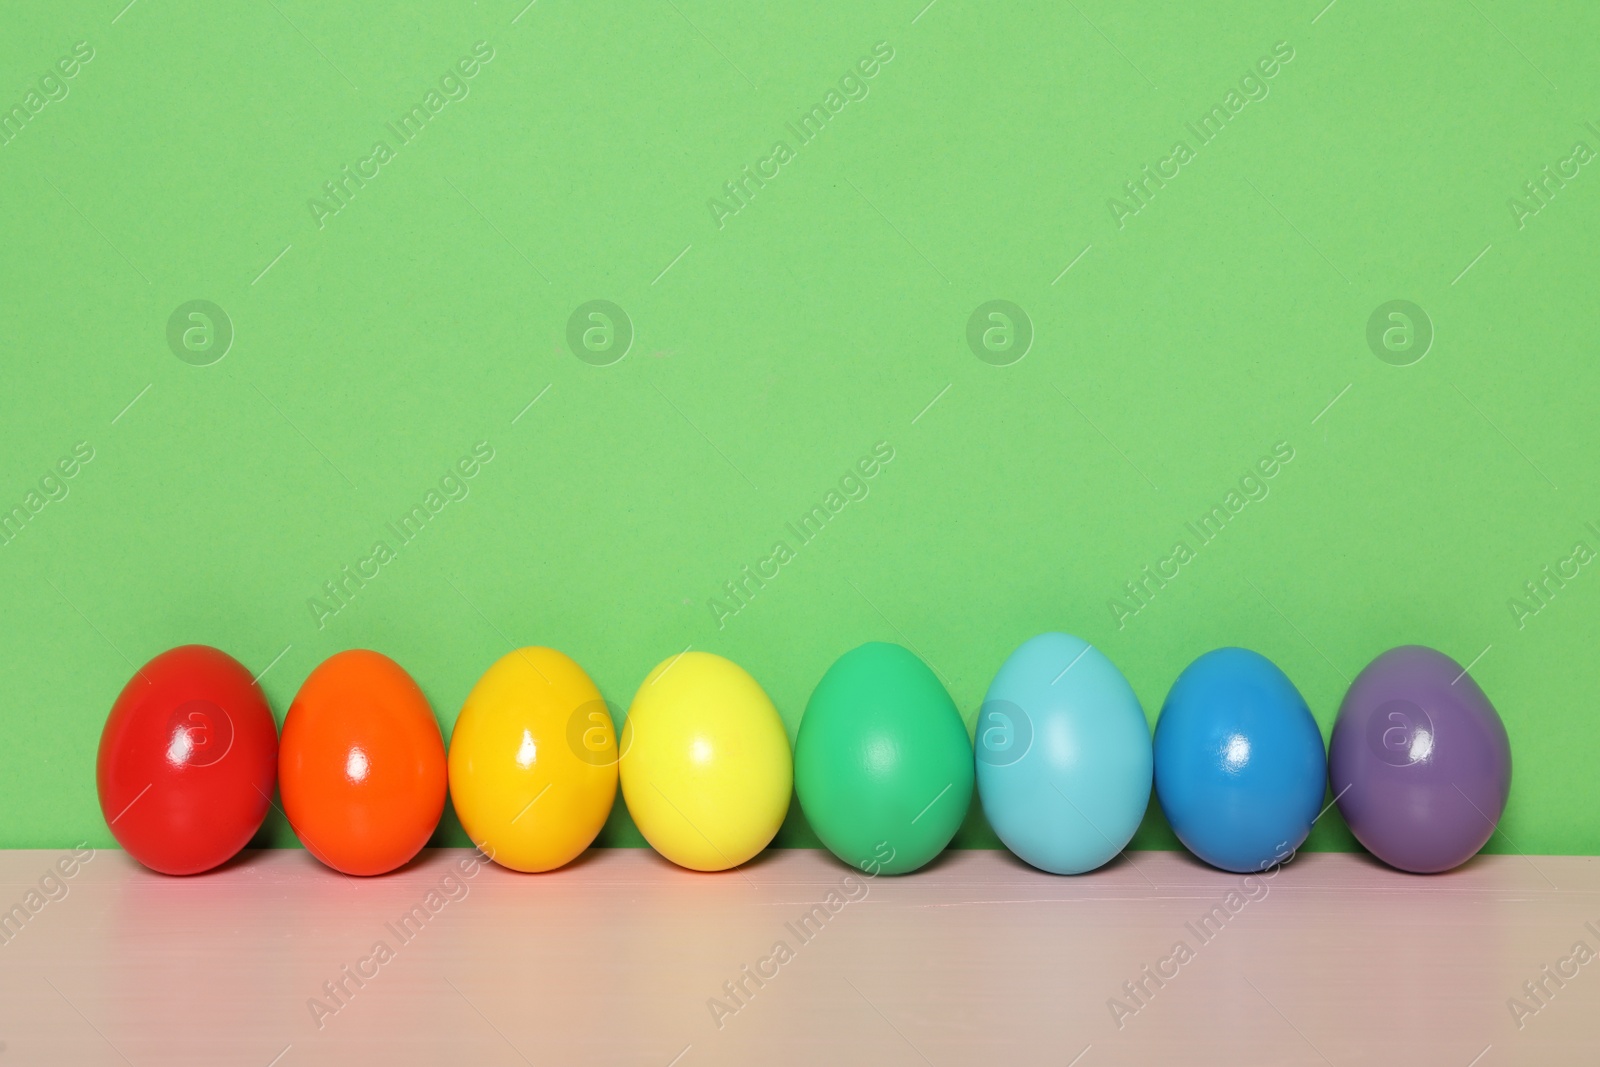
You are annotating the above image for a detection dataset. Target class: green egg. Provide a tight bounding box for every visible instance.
[795,642,974,874]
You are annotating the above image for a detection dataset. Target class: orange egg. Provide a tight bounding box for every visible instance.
[279,650,446,876]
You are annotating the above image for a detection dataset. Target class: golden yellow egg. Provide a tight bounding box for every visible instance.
[448,648,617,872]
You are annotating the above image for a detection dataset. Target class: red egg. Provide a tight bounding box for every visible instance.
[96,645,280,875]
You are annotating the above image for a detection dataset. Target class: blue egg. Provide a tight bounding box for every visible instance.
[976,633,1152,874]
[1153,648,1326,873]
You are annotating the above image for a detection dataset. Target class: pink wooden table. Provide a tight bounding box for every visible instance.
[0,847,1592,1064]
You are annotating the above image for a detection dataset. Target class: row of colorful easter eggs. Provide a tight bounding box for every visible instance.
[97,637,1510,878]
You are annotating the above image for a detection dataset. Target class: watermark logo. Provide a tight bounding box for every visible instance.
[975,700,1032,767]
[1109,441,1295,629]
[1365,300,1431,366]
[165,699,233,767]
[1105,41,1296,230]
[306,441,495,630]
[166,300,233,366]
[306,42,495,230]
[1508,524,1599,630]
[1507,923,1600,1029]
[0,844,94,948]
[707,42,896,231]
[708,442,895,630]
[0,41,95,149]
[706,841,895,1031]
[1366,699,1434,767]
[966,300,1032,366]
[1107,840,1298,1029]
[1507,133,1596,230]
[0,441,95,550]
[567,300,632,366]
[566,699,623,766]
[308,846,493,1030]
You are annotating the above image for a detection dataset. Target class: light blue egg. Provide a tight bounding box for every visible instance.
[976,633,1152,874]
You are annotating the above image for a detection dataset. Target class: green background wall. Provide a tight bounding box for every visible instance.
[2,0,1596,856]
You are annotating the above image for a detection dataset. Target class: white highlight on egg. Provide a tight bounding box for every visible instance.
[165,726,194,766]
[1408,727,1434,765]
[516,729,538,769]
[1223,733,1251,771]
[863,736,897,775]
[345,746,371,783]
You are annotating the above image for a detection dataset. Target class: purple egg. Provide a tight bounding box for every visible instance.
[1329,646,1511,873]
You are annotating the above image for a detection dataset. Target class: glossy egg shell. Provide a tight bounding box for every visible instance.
[618,652,791,871]
[448,648,618,872]
[1153,648,1326,873]
[976,633,1151,874]
[96,645,279,875]
[1329,645,1511,873]
[795,642,974,875]
[279,650,447,876]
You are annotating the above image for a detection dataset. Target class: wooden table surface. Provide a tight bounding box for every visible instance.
[0,846,1593,1065]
